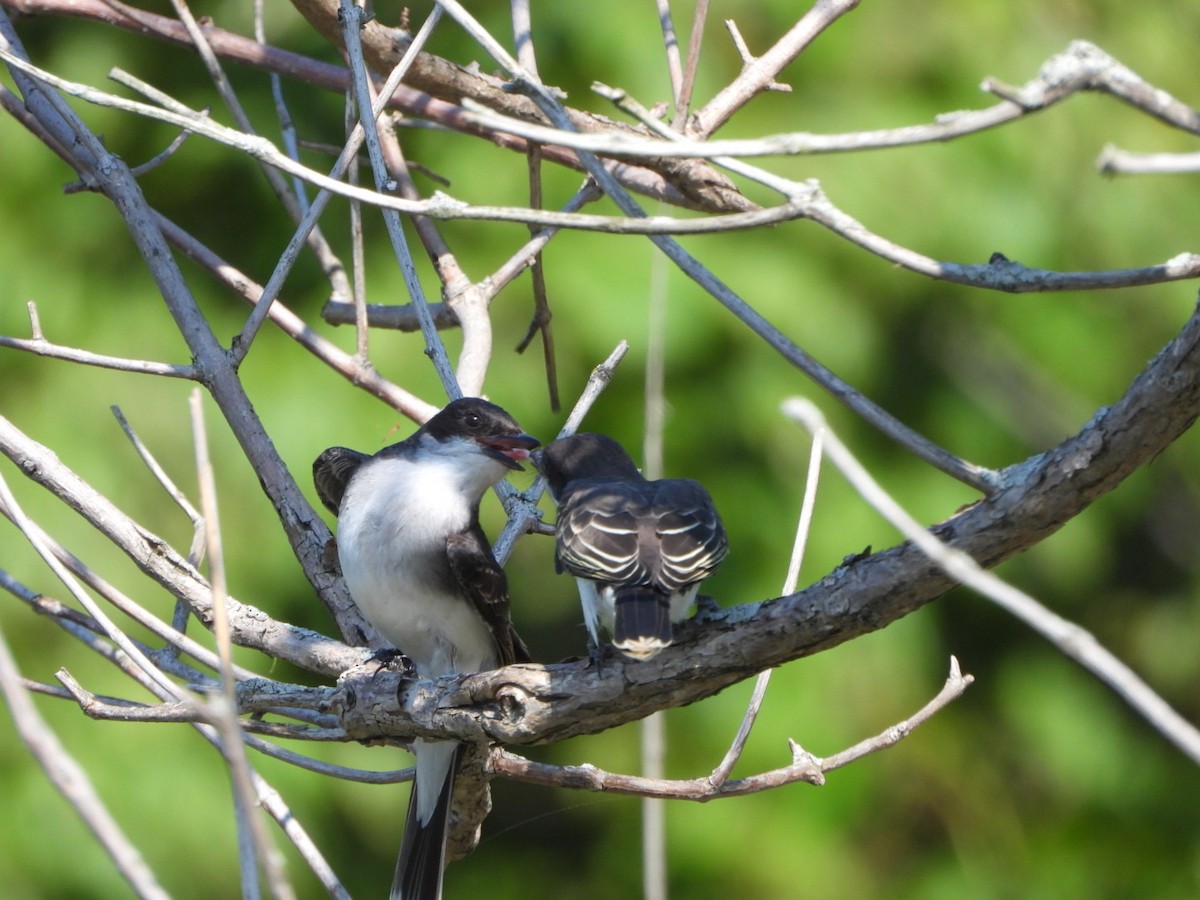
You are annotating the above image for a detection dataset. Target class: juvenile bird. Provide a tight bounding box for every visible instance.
[537,432,728,661]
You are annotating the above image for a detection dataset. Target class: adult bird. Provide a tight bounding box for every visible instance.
[537,432,728,661]
[312,398,538,900]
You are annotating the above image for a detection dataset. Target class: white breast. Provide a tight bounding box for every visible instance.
[336,451,502,676]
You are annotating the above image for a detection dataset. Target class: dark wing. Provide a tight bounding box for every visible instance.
[649,479,729,592]
[556,479,728,592]
[312,447,370,516]
[445,525,531,666]
[555,482,655,586]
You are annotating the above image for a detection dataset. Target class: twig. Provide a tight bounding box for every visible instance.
[162,0,350,309]
[151,212,438,423]
[345,88,369,361]
[0,620,170,898]
[55,671,343,740]
[490,657,973,798]
[124,123,197,178]
[709,429,824,788]
[1097,145,1200,176]
[111,406,205,565]
[511,0,537,76]
[25,299,43,339]
[492,340,629,564]
[689,0,859,137]
[190,389,293,900]
[513,142,562,410]
[0,332,197,378]
[339,0,462,398]
[0,414,364,677]
[654,0,683,113]
[781,396,1200,766]
[254,0,310,213]
[722,19,790,96]
[675,0,709,121]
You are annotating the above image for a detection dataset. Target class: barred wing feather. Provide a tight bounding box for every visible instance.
[557,479,728,591]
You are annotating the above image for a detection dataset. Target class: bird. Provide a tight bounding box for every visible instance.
[536,432,728,661]
[312,397,538,900]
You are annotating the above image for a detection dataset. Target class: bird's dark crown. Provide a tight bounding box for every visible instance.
[536,433,643,493]
[423,397,525,442]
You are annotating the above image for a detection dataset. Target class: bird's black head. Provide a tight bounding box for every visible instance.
[534,432,642,496]
[424,398,540,470]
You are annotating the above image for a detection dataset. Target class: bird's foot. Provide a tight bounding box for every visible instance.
[366,648,417,678]
[693,594,722,622]
[587,637,608,677]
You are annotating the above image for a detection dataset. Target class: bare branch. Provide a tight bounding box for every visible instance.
[654,0,684,113]
[152,213,437,422]
[709,430,824,789]
[782,397,1200,766]
[338,1,464,398]
[190,389,293,900]
[490,657,973,799]
[2,0,754,211]
[0,414,363,676]
[0,624,170,898]
[722,19,791,96]
[675,0,709,121]
[492,340,630,565]
[689,0,859,137]
[1097,145,1200,176]
[0,332,197,378]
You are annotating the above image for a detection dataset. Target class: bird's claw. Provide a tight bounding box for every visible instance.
[367,648,417,678]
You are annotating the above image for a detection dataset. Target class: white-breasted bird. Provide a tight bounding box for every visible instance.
[313,398,537,900]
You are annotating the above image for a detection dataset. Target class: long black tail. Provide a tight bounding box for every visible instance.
[392,742,461,900]
[612,589,672,659]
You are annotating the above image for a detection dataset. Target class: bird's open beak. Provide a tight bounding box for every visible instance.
[480,433,540,470]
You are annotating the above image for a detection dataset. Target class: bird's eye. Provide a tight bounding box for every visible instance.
[465,413,483,429]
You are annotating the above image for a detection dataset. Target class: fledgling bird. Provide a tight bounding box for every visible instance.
[536,432,728,661]
[312,398,538,900]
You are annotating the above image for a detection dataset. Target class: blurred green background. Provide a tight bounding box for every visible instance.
[2,1,1200,897]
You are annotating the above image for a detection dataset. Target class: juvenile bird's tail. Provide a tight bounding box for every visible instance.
[612,589,672,660]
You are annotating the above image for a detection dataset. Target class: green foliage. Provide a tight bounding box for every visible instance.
[2,1,1199,897]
